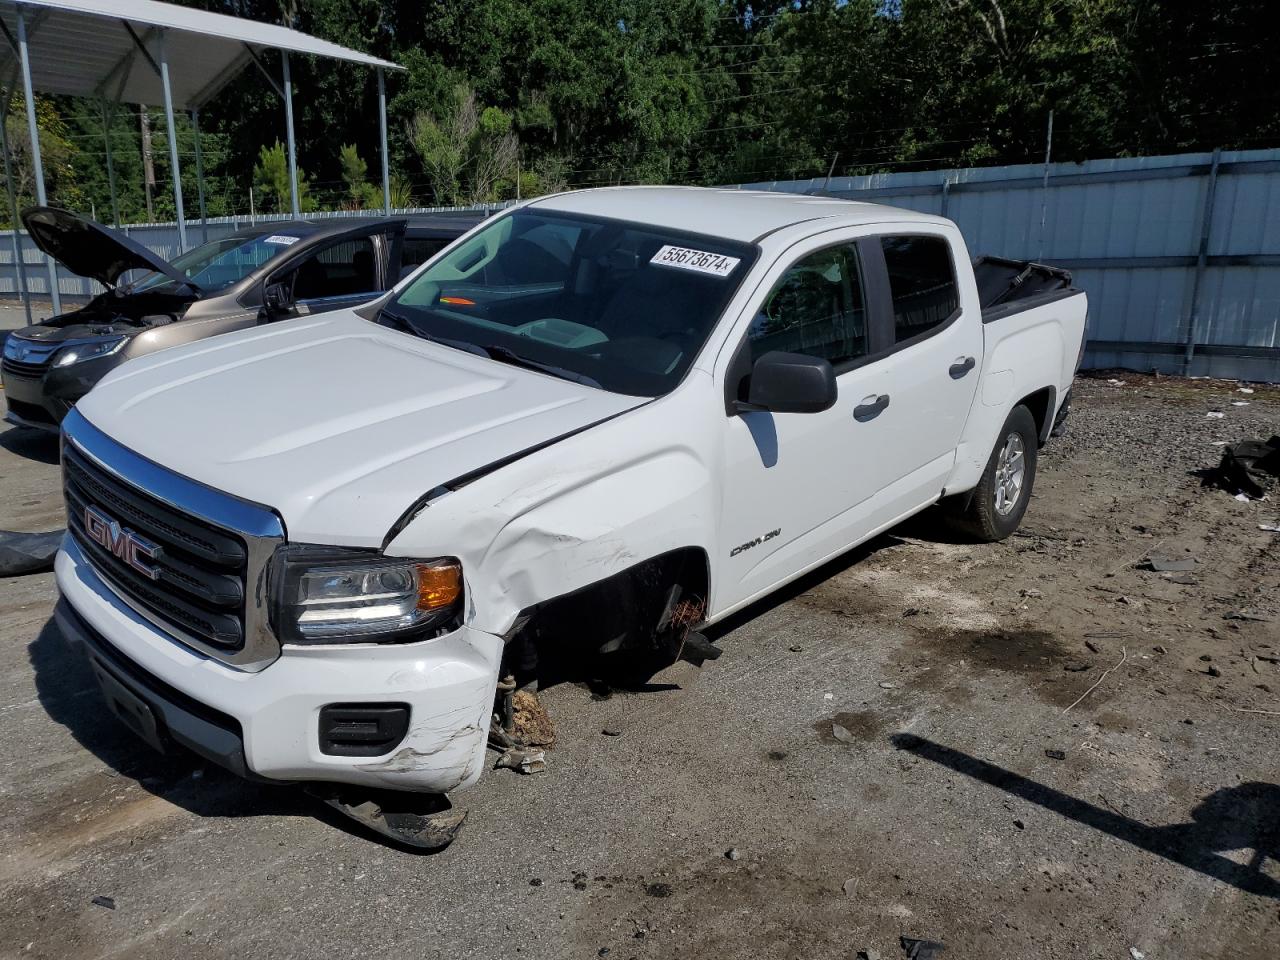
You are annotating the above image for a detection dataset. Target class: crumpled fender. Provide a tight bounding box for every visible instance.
[384,400,717,637]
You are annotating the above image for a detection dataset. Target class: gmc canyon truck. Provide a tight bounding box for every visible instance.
[53,187,1086,838]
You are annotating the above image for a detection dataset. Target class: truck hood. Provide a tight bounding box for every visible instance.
[76,312,645,546]
[21,206,191,289]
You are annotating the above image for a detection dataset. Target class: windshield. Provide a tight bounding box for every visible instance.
[380,210,757,397]
[127,233,303,295]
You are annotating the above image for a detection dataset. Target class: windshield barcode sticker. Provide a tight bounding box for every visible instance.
[263,235,300,246]
[650,245,740,277]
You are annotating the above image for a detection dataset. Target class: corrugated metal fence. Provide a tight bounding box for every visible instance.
[742,148,1280,382]
[3,149,1280,381]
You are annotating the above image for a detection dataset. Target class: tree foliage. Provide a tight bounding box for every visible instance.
[10,0,1280,221]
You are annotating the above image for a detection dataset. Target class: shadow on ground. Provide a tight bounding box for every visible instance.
[0,424,59,464]
[26,617,457,850]
[894,733,1280,899]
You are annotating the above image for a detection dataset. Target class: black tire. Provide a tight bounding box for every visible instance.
[950,405,1038,542]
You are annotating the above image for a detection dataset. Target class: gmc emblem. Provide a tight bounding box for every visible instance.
[83,505,162,581]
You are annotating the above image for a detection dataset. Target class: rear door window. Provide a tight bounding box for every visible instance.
[747,243,867,368]
[880,236,959,343]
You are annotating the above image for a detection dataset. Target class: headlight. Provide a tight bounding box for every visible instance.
[271,545,463,645]
[52,336,127,367]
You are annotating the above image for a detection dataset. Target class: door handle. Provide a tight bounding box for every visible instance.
[949,356,976,379]
[854,394,890,422]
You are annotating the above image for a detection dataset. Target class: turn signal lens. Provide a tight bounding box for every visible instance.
[416,561,461,610]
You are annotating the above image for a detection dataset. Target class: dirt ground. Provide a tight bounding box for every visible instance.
[0,373,1277,960]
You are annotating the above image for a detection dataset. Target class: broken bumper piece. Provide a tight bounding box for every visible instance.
[55,541,505,794]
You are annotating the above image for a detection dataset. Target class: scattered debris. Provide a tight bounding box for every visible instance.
[902,607,922,617]
[788,643,803,652]
[1085,640,1100,653]
[1061,646,1128,715]
[90,896,116,911]
[1164,571,1198,585]
[1045,749,1066,761]
[511,689,557,748]
[1063,661,1091,673]
[900,935,947,959]
[1153,645,1168,654]
[601,727,622,737]
[1225,611,1272,623]
[1204,665,1222,678]
[857,951,882,960]
[494,747,546,774]
[1106,378,1126,386]
[824,693,834,700]
[1013,819,1025,830]
[1204,435,1280,500]
[842,877,860,897]
[725,847,741,861]
[680,630,722,665]
[1232,400,1250,407]
[1260,523,1280,533]
[1142,555,1196,573]
[878,681,897,689]
[1130,948,1145,960]
[306,786,467,851]
[0,529,63,577]
[1018,588,1043,599]
[644,882,673,898]
[832,722,856,744]
[1206,411,1225,419]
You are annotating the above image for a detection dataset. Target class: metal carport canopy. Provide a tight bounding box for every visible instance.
[0,0,399,108]
[0,0,402,320]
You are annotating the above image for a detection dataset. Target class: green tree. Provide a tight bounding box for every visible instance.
[252,140,315,213]
[339,142,370,207]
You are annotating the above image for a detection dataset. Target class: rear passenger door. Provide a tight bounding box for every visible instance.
[858,234,982,505]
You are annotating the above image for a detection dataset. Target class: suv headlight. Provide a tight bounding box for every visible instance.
[52,336,127,367]
[271,545,463,644]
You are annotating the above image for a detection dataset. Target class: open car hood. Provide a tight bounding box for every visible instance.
[20,206,191,289]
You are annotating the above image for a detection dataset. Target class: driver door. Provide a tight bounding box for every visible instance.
[263,220,406,320]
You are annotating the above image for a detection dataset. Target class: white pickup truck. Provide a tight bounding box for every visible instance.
[53,188,1086,815]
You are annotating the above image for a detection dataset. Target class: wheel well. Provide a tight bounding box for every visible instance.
[503,547,711,685]
[1017,386,1057,446]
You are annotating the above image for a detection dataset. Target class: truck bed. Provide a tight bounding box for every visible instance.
[974,255,1077,322]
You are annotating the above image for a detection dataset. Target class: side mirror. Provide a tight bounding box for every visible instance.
[262,280,295,314]
[742,351,837,414]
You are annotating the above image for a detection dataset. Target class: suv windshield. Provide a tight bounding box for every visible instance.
[380,209,757,396]
[127,233,301,295]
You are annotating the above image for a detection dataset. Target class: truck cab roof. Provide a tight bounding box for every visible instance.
[529,185,950,244]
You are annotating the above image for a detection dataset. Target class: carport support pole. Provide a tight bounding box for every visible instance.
[157,29,187,252]
[191,108,207,243]
[282,52,300,217]
[1182,147,1221,375]
[17,11,60,315]
[377,68,390,215]
[99,100,120,227]
[0,98,32,324]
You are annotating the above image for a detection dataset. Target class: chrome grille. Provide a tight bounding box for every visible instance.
[61,409,286,671]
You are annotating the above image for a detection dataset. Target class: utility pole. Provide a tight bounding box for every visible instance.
[140,108,156,220]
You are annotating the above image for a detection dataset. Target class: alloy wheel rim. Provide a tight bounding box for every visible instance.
[993,432,1026,517]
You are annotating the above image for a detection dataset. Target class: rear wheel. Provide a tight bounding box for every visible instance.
[951,405,1038,542]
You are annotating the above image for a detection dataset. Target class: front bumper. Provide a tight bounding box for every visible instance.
[1,367,66,431]
[2,350,128,431]
[55,539,504,793]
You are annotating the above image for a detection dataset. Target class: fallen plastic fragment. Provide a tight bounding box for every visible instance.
[494,746,546,774]
[832,722,856,744]
[0,529,63,577]
[306,785,467,850]
[1206,411,1225,419]
[900,935,947,959]
[1205,435,1280,500]
[1143,554,1196,572]
[91,896,116,910]
[1260,523,1280,533]
[1130,948,1145,960]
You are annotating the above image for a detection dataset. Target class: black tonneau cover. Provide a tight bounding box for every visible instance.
[974,255,1074,309]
